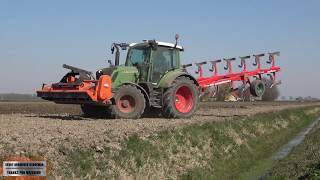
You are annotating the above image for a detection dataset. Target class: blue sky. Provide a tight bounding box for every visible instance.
[0,0,319,98]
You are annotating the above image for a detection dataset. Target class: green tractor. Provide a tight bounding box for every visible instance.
[37,37,199,119]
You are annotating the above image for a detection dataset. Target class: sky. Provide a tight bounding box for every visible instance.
[0,0,319,98]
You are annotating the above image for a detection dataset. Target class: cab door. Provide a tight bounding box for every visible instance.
[126,47,151,82]
[150,46,179,83]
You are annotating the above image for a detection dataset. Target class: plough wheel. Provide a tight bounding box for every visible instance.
[162,76,198,118]
[111,85,145,119]
[250,80,265,97]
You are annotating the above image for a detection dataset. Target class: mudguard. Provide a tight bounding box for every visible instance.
[157,70,199,88]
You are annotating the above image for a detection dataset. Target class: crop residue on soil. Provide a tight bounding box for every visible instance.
[0,101,319,178]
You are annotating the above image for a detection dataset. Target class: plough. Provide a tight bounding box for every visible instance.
[186,52,281,98]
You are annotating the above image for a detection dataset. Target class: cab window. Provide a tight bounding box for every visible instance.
[126,47,150,66]
[151,46,179,82]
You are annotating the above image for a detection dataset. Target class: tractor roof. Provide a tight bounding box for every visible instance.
[130,41,184,51]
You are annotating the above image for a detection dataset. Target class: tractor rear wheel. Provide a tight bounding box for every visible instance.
[162,76,198,118]
[250,80,265,97]
[81,104,112,118]
[111,85,146,119]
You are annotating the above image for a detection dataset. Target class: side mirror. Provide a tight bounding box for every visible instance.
[120,43,129,50]
[108,60,113,66]
[111,46,115,54]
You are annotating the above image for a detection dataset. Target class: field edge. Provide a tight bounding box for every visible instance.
[30,105,320,179]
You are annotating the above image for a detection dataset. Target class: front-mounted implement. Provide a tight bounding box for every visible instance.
[37,36,281,119]
[38,64,112,104]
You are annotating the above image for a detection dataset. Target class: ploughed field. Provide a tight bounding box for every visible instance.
[0,101,318,152]
[0,101,316,115]
[0,101,319,178]
[0,102,319,145]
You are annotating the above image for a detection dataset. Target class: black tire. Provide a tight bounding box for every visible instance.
[110,85,146,119]
[81,104,112,118]
[250,80,265,97]
[162,76,199,118]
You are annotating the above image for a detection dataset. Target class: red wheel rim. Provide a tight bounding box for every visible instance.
[117,95,135,113]
[175,85,194,113]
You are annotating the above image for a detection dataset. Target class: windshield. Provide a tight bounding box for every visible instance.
[126,47,150,66]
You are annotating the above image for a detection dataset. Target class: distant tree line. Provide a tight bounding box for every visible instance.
[0,93,42,102]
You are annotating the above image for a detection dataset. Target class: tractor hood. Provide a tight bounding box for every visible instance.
[97,65,139,89]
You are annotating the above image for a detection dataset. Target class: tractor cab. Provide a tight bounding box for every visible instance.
[96,40,184,86]
[125,40,184,83]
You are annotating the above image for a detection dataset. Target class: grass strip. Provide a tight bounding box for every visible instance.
[54,106,320,179]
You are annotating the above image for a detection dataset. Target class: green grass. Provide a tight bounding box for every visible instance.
[57,134,163,179]
[54,106,320,179]
[60,148,95,177]
[113,134,162,170]
[178,107,320,179]
[270,121,320,179]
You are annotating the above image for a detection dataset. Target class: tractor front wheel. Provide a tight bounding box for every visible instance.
[162,76,198,118]
[111,85,146,119]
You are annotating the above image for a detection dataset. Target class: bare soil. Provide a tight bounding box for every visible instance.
[0,101,319,177]
[0,102,80,114]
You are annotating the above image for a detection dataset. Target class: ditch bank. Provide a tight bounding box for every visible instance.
[268,117,320,179]
[2,106,320,179]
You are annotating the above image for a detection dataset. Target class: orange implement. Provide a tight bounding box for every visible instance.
[37,75,112,104]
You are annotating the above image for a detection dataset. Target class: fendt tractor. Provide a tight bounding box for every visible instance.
[37,35,281,119]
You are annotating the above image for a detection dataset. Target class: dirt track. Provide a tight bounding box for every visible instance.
[0,101,320,173]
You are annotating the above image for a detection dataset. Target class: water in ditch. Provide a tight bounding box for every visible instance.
[272,117,320,160]
[258,117,320,180]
